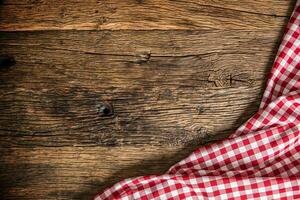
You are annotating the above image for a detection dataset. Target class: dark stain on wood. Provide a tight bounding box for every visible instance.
[0,149,54,199]
[0,55,15,69]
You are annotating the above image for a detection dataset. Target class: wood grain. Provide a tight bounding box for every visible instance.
[0,0,295,31]
[0,0,296,199]
[0,30,278,147]
[0,146,198,199]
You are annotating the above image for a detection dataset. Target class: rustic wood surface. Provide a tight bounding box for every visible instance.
[0,0,297,199]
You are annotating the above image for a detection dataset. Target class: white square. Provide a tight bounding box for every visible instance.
[133,192,141,199]
[189,178,198,185]
[230,182,238,188]
[171,190,178,197]
[232,191,240,197]
[273,193,280,199]
[239,146,247,153]
[206,187,213,193]
[218,184,225,190]
[216,155,224,162]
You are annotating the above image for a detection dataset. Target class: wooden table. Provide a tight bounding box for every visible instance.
[0,0,296,199]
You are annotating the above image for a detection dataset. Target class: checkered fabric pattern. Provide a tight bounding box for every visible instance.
[94,1,300,199]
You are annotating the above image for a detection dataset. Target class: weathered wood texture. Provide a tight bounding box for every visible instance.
[0,0,297,199]
[0,0,295,31]
[0,30,282,147]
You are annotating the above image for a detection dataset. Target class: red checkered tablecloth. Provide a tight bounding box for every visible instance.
[94,1,300,199]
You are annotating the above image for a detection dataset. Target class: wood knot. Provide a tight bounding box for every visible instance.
[196,105,205,114]
[97,102,114,117]
[0,55,16,68]
[60,7,66,18]
[135,51,151,64]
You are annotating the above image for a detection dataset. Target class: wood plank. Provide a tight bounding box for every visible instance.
[0,0,295,31]
[0,30,280,147]
[0,146,198,199]
[0,29,281,56]
[0,1,294,200]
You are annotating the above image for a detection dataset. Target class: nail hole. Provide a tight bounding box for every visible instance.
[97,102,114,117]
[102,107,110,115]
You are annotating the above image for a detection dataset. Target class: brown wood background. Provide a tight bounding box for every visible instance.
[0,0,297,199]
